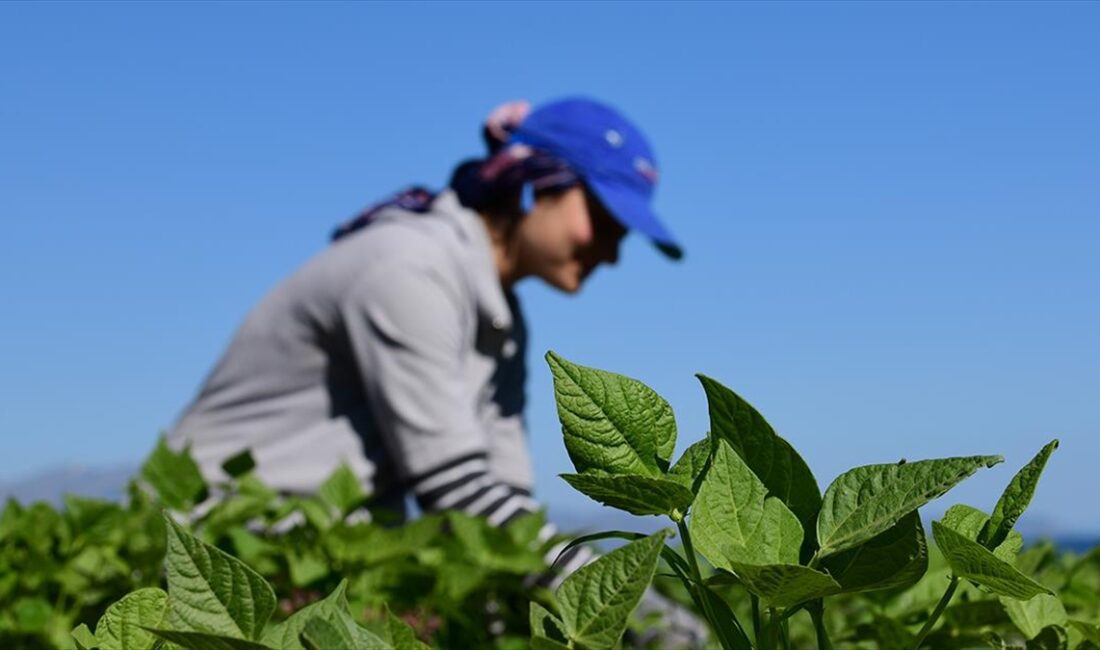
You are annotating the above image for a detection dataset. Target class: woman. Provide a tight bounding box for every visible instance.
[170,96,681,520]
[168,97,701,644]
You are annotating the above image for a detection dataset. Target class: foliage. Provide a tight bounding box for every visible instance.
[541,351,1100,649]
[1,439,558,649]
[1,353,1098,649]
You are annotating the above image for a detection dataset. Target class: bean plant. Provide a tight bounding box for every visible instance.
[2,352,1098,649]
[534,351,1095,650]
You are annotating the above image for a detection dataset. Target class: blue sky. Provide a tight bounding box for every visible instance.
[2,2,1097,535]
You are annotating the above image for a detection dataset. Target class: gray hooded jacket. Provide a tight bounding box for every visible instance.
[169,190,533,518]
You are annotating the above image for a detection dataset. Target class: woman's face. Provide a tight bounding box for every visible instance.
[515,185,628,293]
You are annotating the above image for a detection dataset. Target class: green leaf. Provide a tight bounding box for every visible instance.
[817,454,1002,558]
[286,548,328,587]
[384,608,430,650]
[932,521,1052,600]
[1069,621,1100,646]
[546,351,676,477]
[291,497,333,532]
[821,510,928,594]
[64,495,127,546]
[162,514,276,640]
[694,584,754,650]
[980,440,1059,550]
[297,614,387,650]
[549,530,692,585]
[667,438,712,493]
[12,596,52,631]
[557,530,669,650]
[298,618,345,650]
[141,438,208,510]
[71,623,98,650]
[220,450,256,478]
[95,587,168,650]
[261,579,351,650]
[271,582,387,649]
[726,562,840,608]
[529,602,568,645]
[1025,625,1068,650]
[445,511,546,574]
[146,629,275,650]
[1002,594,1067,639]
[318,463,366,517]
[689,439,803,570]
[941,504,1024,563]
[560,472,694,516]
[696,375,821,550]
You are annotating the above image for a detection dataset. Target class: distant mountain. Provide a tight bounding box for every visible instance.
[0,463,138,505]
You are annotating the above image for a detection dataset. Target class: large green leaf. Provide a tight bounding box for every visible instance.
[817,455,1002,558]
[821,510,928,594]
[941,504,1023,563]
[696,375,821,547]
[141,438,208,510]
[556,530,669,650]
[383,608,431,650]
[318,463,366,517]
[298,618,346,650]
[1002,594,1067,639]
[95,587,167,650]
[560,472,694,516]
[294,607,389,650]
[727,562,840,608]
[980,440,1059,550]
[932,521,1052,600]
[261,579,351,650]
[546,351,676,477]
[146,629,275,650]
[689,439,803,570]
[162,514,276,640]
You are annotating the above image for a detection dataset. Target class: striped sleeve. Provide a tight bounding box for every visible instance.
[408,452,595,589]
[409,452,537,523]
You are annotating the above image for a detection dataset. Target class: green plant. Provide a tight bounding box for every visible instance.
[1,438,556,649]
[3,353,1098,649]
[538,351,1087,650]
[69,513,431,650]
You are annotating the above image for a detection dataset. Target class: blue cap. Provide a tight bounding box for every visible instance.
[509,97,683,260]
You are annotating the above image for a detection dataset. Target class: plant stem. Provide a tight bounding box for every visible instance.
[808,600,833,650]
[751,594,761,644]
[767,608,780,650]
[779,602,806,622]
[912,575,959,649]
[780,618,791,650]
[676,520,726,650]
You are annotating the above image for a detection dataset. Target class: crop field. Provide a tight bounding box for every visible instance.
[2,353,1098,649]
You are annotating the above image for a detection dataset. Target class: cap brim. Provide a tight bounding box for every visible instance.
[586,178,683,260]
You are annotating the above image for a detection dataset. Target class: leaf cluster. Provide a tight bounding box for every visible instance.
[542,351,1098,650]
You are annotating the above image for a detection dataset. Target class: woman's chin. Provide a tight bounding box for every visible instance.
[549,273,584,294]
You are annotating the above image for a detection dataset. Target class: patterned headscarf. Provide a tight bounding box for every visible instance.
[332,101,580,242]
